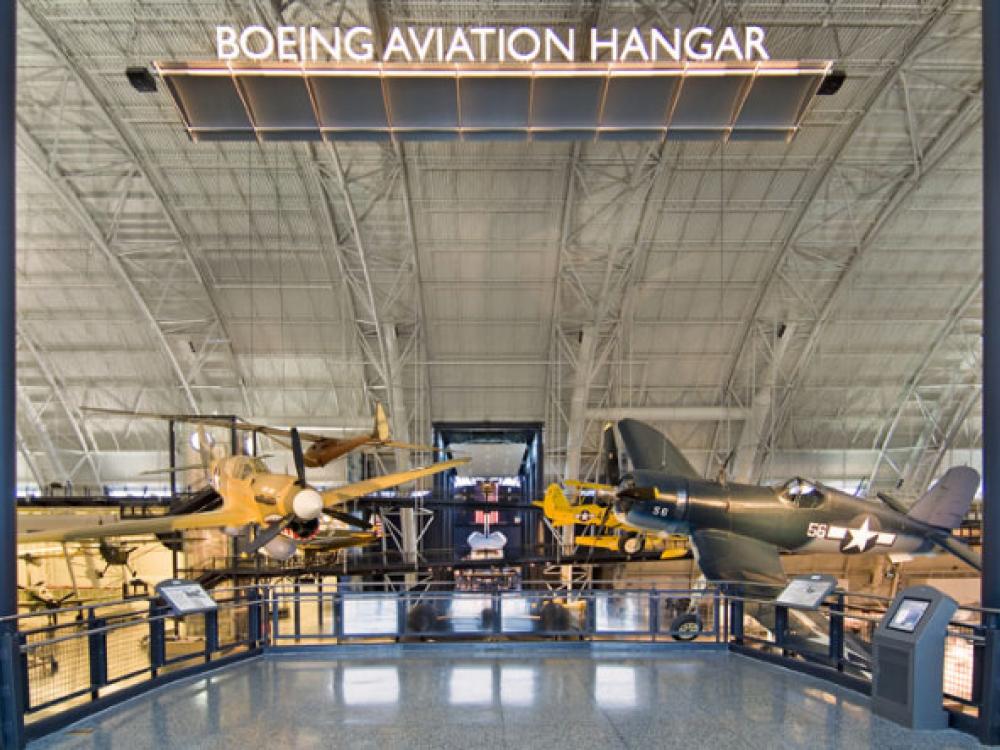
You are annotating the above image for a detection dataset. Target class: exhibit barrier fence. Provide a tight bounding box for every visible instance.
[0,581,990,745]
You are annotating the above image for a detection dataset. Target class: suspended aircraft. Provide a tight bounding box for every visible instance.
[588,419,981,587]
[534,482,688,559]
[82,402,435,468]
[18,425,467,561]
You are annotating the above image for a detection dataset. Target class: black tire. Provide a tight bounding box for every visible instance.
[539,602,571,632]
[480,607,497,631]
[670,612,703,641]
[406,603,436,633]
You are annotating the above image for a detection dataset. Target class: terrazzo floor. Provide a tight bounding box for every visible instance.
[27,645,984,749]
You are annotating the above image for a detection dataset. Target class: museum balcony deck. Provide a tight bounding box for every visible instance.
[25,646,979,750]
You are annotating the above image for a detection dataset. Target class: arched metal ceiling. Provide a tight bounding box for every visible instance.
[12,0,983,500]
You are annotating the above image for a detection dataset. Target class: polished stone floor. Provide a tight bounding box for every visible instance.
[29,646,982,749]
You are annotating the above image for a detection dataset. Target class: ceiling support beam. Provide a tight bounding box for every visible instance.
[20,3,251,415]
[586,406,747,422]
[713,0,961,472]
[866,279,980,493]
[16,382,68,486]
[729,326,795,482]
[751,95,982,479]
[565,326,597,481]
[17,125,199,412]
[16,323,102,485]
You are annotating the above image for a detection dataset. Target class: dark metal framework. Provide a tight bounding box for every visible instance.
[0,583,990,746]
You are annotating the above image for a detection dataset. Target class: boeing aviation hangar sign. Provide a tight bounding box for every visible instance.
[214,25,772,64]
[155,23,833,142]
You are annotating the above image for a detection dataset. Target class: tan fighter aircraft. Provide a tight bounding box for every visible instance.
[82,402,434,468]
[18,425,466,560]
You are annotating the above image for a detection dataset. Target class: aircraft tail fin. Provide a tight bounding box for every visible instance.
[908,466,980,530]
[373,402,390,442]
[616,419,700,479]
[542,484,572,520]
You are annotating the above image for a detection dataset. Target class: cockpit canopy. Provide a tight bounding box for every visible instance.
[226,456,269,480]
[778,477,826,509]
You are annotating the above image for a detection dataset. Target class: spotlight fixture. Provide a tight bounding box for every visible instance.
[816,69,846,96]
[126,66,157,93]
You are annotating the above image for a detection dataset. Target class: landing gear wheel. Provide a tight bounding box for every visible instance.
[670,613,703,641]
[619,534,645,555]
[406,604,436,633]
[539,602,571,632]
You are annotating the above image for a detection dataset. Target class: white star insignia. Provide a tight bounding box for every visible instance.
[842,517,878,552]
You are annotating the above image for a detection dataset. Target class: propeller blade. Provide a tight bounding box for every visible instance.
[325,509,372,530]
[196,425,212,475]
[291,428,306,486]
[243,515,293,555]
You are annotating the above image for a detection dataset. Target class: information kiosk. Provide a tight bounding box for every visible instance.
[872,585,958,729]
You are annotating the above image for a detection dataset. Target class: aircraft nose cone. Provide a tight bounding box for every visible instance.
[293,488,324,520]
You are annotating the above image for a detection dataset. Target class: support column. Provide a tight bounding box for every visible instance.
[0,3,22,748]
[981,2,1000,743]
[383,324,416,571]
[1,0,16,618]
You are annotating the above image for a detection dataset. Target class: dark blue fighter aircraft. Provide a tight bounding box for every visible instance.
[597,419,981,586]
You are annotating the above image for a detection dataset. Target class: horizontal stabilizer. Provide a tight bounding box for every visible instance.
[909,466,979,530]
[617,419,700,479]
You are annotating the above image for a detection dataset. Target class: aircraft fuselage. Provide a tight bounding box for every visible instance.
[618,470,936,557]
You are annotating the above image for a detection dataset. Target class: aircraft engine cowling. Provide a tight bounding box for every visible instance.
[292,488,324,520]
[261,534,298,561]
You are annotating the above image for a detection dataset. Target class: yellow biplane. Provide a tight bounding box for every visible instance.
[534,482,688,559]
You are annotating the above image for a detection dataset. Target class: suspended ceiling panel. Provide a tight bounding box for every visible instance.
[157,61,831,142]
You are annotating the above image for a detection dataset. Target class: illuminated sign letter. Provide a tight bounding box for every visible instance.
[544,28,574,62]
[216,26,238,60]
[649,28,680,61]
[240,25,275,61]
[408,27,437,62]
[445,28,475,62]
[310,27,341,61]
[590,28,618,62]
[714,27,743,60]
[620,27,649,61]
[277,26,298,61]
[469,27,496,60]
[684,26,712,61]
[746,26,770,61]
[383,26,412,61]
[507,27,541,62]
[345,26,374,61]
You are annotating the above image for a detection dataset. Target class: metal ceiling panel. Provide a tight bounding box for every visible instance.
[155,62,831,142]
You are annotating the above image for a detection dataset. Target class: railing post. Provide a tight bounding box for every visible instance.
[148,601,166,676]
[0,620,24,749]
[87,610,107,700]
[292,583,301,640]
[204,609,219,661]
[828,593,845,671]
[649,591,659,640]
[247,586,262,648]
[774,604,788,656]
[729,592,744,645]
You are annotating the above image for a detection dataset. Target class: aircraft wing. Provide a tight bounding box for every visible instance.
[17,507,251,544]
[81,407,330,444]
[302,530,377,550]
[321,458,468,507]
[690,529,786,585]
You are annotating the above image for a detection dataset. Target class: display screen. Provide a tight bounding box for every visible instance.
[888,598,931,633]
